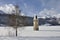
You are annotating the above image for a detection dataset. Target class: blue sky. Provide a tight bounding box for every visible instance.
[0,0,60,17]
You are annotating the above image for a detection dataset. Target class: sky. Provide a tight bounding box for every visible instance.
[0,0,60,17]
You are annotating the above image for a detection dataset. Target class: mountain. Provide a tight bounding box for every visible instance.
[0,4,16,14]
[0,10,6,14]
[39,8,60,18]
[0,4,25,16]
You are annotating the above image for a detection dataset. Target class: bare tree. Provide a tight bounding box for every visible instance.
[9,5,20,36]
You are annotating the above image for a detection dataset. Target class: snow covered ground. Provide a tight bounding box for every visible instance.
[18,26,60,37]
[0,26,60,37]
[0,27,16,36]
[0,26,60,40]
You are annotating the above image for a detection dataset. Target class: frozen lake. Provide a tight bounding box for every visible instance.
[0,26,60,40]
[0,26,60,37]
[18,26,60,37]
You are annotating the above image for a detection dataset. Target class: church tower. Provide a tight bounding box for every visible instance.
[33,15,39,30]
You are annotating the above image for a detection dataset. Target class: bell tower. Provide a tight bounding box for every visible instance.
[33,15,39,30]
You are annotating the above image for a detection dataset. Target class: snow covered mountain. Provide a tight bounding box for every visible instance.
[39,8,60,18]
[0,4,16,14]
[0,4,25,16]
[0,10,6,14]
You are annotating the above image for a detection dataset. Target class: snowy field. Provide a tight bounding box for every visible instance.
[0,27,16,36]
[0,26,60,37]
[18,26,60,37]
[0,26,60,40]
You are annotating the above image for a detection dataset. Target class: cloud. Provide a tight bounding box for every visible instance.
[0,4,16,14]
[19,0,60,17]
[46,0,60,10]
[38,0,60,18]
[23,2,43,17]
[39,8,60,18]
[22,3,39,17]
[20,12,25,16]
[39,0,60,11]
[0,4,25,16]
